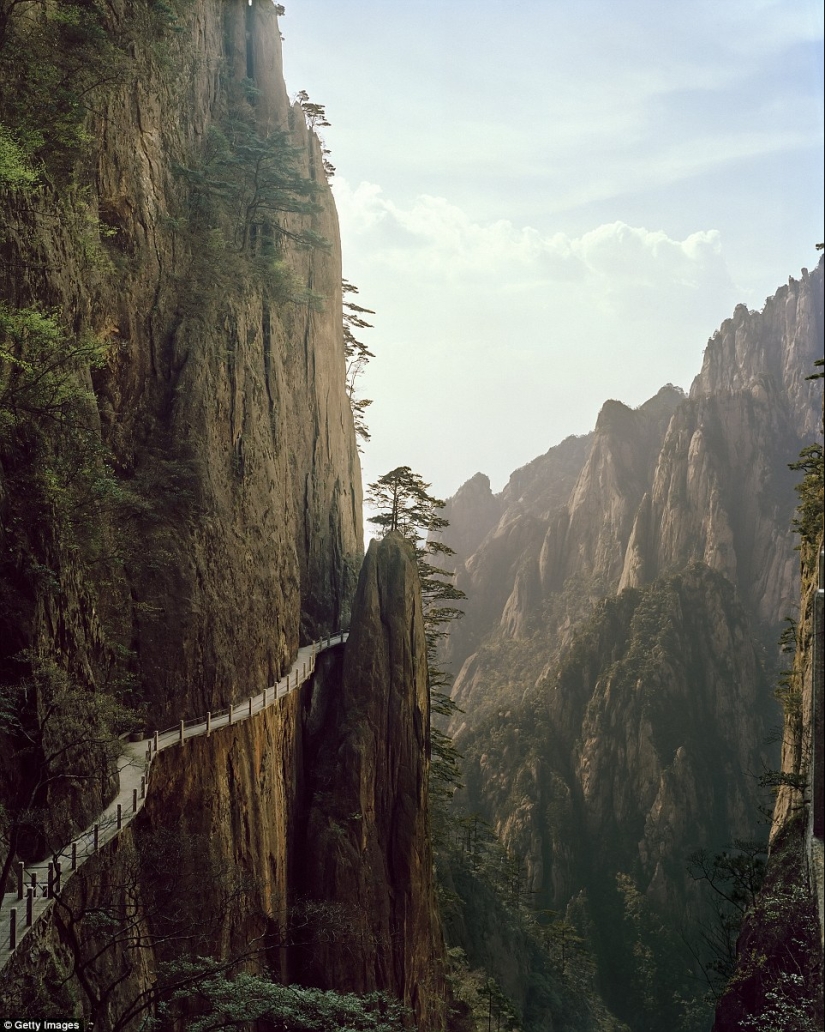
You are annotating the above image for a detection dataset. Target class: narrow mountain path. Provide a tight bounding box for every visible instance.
[0,633,347,970]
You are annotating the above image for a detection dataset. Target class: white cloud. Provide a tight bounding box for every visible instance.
[334,179,731,301]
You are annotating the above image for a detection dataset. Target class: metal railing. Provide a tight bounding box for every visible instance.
[0,630,348,966]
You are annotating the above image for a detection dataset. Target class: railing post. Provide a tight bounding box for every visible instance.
[153,730,159,753]
[71,842,77,871]
[26,887,33,926]
[9,907,16,950]
[206,711,211,736]
[55,861,61,894]
[179,720,185,745]
[47,862,54,899]
[133,788,138,813]
[302,662,306,680]
[93,824,99,852]
[248,697,253,717]
[229,704,234,725]
[141,775,146,799]
[17,860,24,900]
[263,686,267,707]
[30,872,36,895]
[117,803,123,830]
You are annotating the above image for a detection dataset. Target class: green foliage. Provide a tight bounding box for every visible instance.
[789,442,824,546]
[445,957,521,1032]
[540,917,588,975]
[295,87,336,179]
[0,0,127,182]
[0,303,121,548]
[0,303,117,522]
[0,658,138,905]
[367,466,467,832]
[613,870,715,1032]
[343,279,375,446]
[439,834,626,1032]
[0,122,38,189]
[0,303,105,438]
[176,119,325,257]
[367,466,446,538]
[149,0,192,36]
[296,88,331,132]
[162,972,411,1031]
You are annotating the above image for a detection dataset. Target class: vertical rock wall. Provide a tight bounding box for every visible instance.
[300,533,448,1029]
[0,0,363,721]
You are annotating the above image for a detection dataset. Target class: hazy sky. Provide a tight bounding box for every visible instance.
[279,0,824,502]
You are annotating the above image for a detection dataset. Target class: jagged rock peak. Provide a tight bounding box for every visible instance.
[595,383,685,434]
[637,382,687,415]
[441,472,502,560]
[690,255,823,438]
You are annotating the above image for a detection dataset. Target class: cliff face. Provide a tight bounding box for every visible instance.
[0,0,362,723]
[690,269,823,439]
[300,533,446,1028]
[618,266,823,625]
[0,0,362,869]
[710,538,824,1030]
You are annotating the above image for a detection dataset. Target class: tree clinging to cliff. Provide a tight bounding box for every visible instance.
[343,280,374,446]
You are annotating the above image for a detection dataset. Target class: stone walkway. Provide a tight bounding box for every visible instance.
[0,634,346,970]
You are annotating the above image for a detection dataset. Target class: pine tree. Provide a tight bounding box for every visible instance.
[366,467,466,799]
[342,280,374,447]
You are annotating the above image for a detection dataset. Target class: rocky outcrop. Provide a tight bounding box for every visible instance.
[300,532,447,1028]
[616,272,823,624]
[439,472,502,561]
[453,565,773,1027]
[443,261,822,713]
[499,432,594,518]
[690,265,823,439]
[560,386,684,589]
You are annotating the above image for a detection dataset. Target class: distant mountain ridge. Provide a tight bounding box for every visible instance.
[437,256,824,1030]
[441,258,822,683]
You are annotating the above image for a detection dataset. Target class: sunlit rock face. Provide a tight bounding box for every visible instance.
[619,260,823,625]
[0,0,363,731]
[444,259,822,714]
[300,532,447,1029]
[690,265,823,439]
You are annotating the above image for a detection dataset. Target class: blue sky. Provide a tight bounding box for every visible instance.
[279,0,824,503]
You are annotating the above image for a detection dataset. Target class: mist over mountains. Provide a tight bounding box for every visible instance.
[435,257,823,1029]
